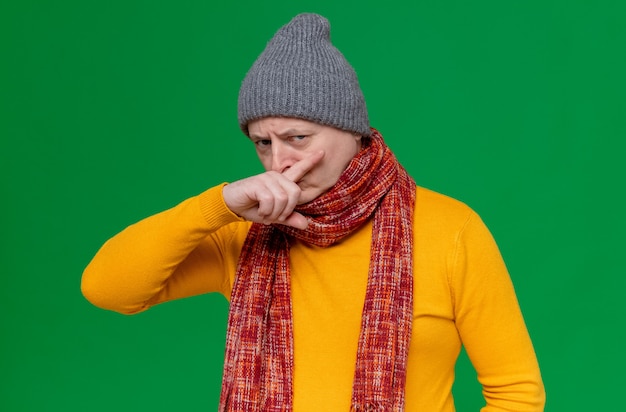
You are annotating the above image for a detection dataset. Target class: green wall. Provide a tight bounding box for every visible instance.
[2,1,624,410]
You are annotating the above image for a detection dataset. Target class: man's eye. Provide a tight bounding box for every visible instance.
[291,135,306,142]
[256,139,271,147]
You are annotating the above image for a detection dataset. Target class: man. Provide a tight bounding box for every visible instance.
[82,13,545,411]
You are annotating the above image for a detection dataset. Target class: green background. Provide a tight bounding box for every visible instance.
[2,0,624,410]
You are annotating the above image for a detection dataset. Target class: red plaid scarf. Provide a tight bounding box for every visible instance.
[219,129,416,411]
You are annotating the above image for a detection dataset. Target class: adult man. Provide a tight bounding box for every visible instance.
[82,13,545,411]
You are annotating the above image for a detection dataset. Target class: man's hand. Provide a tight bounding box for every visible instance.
[222,151,324,230]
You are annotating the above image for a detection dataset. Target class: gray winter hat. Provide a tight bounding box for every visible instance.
[238,13,371,137]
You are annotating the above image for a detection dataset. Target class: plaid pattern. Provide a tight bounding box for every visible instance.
[220,129,416,411]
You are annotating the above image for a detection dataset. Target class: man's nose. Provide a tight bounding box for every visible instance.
[271,141,295,173]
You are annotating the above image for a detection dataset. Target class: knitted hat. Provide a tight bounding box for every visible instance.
[238,13,370,137]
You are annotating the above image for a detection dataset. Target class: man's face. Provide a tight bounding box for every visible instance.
[247,117,363,204]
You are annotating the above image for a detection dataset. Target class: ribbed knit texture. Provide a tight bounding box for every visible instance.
[219,129,416,411]
[238,13,370,137]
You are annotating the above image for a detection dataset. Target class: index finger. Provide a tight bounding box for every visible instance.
[282,150,325,182]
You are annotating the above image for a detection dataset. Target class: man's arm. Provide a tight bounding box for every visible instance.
[81,151,325,314]
[81,184,243,314]
[452,212,546,411]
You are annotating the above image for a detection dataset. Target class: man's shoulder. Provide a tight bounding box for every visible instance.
[415,186,473,214]
[413,185,477,231]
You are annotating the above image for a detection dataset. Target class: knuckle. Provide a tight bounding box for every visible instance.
[274,191,289,204]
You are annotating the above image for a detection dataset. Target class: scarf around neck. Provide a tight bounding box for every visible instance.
[219,129,416,411]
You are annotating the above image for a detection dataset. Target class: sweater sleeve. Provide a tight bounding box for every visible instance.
[451,212,546,411]
[81,184,246,315]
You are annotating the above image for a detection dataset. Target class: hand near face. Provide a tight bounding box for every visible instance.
[222,150,325,230]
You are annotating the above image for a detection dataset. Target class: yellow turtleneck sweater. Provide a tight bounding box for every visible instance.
[82,184,545,411]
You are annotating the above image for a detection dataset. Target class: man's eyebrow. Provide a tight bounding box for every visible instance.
[276,128,312,137]
[249,128,312,140]
[248,131,271,140]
